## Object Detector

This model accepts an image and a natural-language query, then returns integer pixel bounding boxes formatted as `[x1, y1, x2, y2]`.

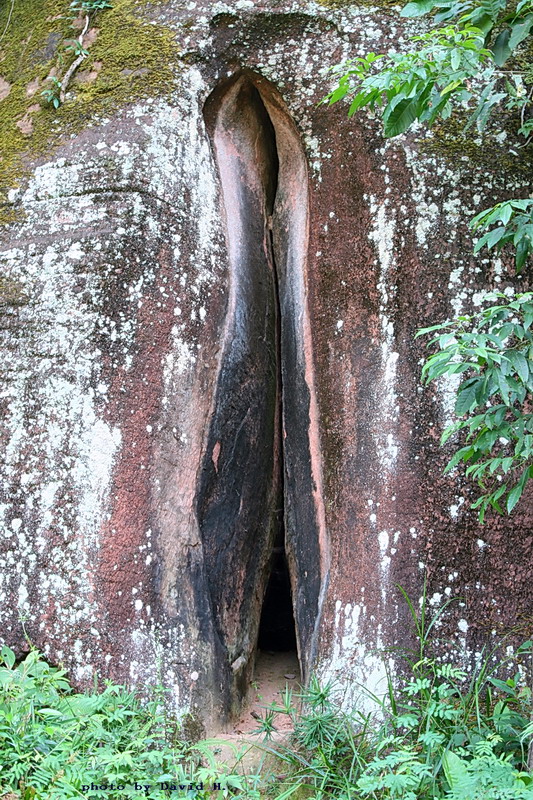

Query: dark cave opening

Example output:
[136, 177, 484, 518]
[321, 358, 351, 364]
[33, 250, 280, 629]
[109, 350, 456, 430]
[258, 532, 297, 652]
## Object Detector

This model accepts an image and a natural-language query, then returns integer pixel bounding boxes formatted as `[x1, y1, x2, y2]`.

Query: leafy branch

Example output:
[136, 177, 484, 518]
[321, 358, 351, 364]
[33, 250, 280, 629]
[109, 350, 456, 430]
[418, 292, 533, 520]
[471, 199, 533, 272]
[326, 25, 495, 137]
[326, 4, 533, 141]
[326, 0, 533, 517]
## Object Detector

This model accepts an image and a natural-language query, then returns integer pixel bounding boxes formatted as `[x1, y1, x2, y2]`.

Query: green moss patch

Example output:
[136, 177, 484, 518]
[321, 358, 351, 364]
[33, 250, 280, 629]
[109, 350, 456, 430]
[317, 0, 401, 10]
[0, 276, 29, 306]
[72, 0, 178, 108]
[0, 0, 180, 223]
[422, 113, 533, 181]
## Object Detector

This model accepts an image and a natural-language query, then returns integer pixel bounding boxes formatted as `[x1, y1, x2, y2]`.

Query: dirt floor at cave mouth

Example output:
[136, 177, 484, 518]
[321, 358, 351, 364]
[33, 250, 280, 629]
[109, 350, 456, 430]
[212, 650, 300, 764]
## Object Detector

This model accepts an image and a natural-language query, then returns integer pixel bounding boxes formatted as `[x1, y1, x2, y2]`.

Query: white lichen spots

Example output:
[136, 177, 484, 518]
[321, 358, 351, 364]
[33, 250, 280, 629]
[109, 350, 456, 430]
[448, 262, 468, 318]
[0, 227, 124, 652]
[429, 592, 442, 607]
[67, 241, 84, 261]
[449, 497, 465, 518]
[75, 419, 122, 548]
[0, 88, 230, 702]
[75, 664, 94, 681]
[366, 194, 400, 475]
[377, 530, 391, 602]
[319, 600, 392, 714]
[415, 202, 439, 245]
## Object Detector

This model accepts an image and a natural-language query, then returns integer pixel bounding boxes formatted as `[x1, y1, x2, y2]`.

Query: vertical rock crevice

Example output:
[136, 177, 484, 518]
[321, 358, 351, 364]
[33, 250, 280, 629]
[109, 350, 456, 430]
[200, 72, 328, 713]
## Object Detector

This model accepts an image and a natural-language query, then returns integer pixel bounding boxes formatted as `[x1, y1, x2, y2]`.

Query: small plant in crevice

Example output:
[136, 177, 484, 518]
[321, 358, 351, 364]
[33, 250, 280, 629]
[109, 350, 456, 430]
[251, 590, 533, 800]
[70, 0, 113, 10]
[41, 76, 63, 109]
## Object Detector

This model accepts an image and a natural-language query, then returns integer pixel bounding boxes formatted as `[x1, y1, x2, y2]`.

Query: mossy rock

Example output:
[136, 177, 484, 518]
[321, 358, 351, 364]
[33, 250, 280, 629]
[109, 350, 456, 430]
[317, 0, 401, 10]
[422, 112, 533, 181]
[0, 277, 29, 307]
[0, 0, 180, 223]
[178, 712, 206, 743]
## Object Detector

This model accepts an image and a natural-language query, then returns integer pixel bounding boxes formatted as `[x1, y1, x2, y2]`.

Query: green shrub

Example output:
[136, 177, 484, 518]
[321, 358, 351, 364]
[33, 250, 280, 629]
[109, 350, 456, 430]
[252, 593, 533, 800]
[0, 646, 255, 800]
[1, 591, 532, 800]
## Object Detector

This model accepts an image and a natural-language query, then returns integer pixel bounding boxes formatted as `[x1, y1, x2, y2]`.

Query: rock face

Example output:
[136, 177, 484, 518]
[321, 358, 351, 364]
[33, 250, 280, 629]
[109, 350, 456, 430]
[1, 0, 532, 727]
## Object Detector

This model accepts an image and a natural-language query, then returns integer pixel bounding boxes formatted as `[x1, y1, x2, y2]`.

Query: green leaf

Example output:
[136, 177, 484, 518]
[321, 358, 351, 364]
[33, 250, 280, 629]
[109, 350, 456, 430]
[444, 445, 475, 473]
[328, 83, 349, 104]
[416, 321, 455, 337]
[348, 89, 380, 116]
[36, 708, 64, 717]
[443, 750, 468, 790]
[498, 372, 512, 405]
[455, 381, 479, 415]
[492, 28, 512, 66]
[468, 88, 507, 132]
[489, 677, 517, 694]
[516, 237, 531, 272]
[401, 0, 439, 15]
[441, 78, 463, 96]
[0, 646, 15, 669]
[507, 482, 524, 513]
[507, 350, 529, 382]
[474, 225, 506, 253]
[383, 93, 422, 137]
[509, 15, 533, 50]
[499, 203, 513, 226]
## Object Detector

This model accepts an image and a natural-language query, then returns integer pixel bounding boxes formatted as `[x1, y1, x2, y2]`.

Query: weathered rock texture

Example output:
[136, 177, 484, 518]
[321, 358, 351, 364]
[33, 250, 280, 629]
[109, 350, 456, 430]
[1, 0, 532, 726]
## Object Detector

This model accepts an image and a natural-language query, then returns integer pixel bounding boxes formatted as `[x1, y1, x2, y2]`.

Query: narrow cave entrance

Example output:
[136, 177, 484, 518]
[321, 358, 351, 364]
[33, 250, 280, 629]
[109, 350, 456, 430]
[258, 530, 297, 653]
[201, 71, 322, 718]
[256, 109, 298, 661]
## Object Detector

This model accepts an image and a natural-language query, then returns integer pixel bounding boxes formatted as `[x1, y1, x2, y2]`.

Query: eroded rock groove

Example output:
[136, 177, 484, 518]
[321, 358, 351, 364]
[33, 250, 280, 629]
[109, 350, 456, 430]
[200, 72, 325, 711]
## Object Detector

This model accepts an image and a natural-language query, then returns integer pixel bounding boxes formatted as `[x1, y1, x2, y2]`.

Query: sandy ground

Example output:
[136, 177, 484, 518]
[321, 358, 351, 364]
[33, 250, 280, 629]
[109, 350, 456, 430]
[227, 650, 300, 736]
[209, 650, 301, 774]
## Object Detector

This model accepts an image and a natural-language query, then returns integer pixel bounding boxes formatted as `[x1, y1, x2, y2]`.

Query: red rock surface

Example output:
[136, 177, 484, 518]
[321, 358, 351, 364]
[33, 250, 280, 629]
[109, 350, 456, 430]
[0, 0, 532, 726]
